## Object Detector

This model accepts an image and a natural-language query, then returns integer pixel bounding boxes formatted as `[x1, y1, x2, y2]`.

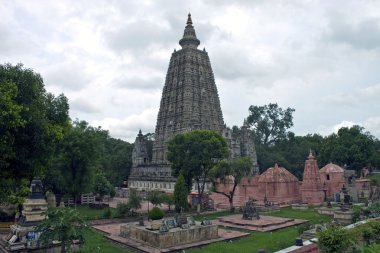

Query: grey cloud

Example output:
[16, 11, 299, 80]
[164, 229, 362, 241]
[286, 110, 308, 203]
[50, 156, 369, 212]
[115, 76, 163, 90]
[70, 99, 101, 114]
[43, 63, 89, 91]
[325, 13, 380, 50]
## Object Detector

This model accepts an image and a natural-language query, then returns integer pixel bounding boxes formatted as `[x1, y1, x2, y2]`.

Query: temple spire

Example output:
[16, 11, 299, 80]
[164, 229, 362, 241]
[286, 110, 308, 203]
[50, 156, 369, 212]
[186, 13, 193, 26]
[179, 13, 200, 49]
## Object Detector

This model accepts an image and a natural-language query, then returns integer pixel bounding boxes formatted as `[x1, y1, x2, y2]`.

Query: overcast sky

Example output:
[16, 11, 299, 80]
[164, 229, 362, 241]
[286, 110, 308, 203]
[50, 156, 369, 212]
[1, 0, 380, 142]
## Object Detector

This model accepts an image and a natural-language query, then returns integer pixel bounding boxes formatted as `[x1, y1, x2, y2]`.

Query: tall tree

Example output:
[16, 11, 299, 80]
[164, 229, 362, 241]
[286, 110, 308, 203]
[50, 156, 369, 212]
[167, 130, 228, 212]
[246, 103, 295, 146]
[0, 63, 70, 203]
[173, 173, 189, 213]
[211, 157, 252, 212]
[319, 125, 380, 174]
[51, 120, 102, 202]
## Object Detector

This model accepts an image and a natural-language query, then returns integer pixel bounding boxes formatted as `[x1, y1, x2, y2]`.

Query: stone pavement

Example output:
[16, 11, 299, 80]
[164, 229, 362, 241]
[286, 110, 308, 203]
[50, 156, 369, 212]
[217, 215, 308, 232]
[93, 222, 250, 253]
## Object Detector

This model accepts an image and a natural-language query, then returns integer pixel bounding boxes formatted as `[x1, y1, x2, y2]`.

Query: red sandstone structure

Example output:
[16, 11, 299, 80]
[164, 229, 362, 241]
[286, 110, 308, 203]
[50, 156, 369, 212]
[211, 150, 364, 208]
[301, 151, 324, 205]
[319, 163, 346, 198]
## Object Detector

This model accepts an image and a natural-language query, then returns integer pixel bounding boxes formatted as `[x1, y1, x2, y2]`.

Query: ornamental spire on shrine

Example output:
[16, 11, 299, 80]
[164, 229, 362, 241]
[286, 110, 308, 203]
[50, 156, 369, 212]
[179, 13, 200, 49]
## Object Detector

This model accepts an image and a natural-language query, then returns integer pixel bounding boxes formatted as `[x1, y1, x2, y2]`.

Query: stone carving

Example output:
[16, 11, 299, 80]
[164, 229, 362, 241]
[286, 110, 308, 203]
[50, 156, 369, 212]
[242, 198, 260, 220]
[163, 218, 177, 229]
[201, 220, 212, 226]
[159, 224, 169, 233]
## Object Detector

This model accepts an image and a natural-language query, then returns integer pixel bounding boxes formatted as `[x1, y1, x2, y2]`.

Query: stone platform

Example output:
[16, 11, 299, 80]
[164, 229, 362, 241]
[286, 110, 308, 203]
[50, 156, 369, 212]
[216, 215, 308, 232]
[93, 222, 250, 253]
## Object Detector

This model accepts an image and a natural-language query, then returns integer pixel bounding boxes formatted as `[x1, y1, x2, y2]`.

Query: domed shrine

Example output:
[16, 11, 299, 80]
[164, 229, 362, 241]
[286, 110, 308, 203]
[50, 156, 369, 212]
[256, 164, 301, 203]
[319, 163, 346, 198]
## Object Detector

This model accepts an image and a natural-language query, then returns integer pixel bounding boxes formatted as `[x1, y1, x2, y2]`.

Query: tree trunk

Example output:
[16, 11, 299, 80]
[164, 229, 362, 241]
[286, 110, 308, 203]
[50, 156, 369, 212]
[61, 242, 66, 253]
[229, 196, 234, 212]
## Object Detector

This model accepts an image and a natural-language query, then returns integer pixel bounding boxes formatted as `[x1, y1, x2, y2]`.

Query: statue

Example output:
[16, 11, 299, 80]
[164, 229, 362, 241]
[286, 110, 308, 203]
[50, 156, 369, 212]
[242, 198, 260, 220]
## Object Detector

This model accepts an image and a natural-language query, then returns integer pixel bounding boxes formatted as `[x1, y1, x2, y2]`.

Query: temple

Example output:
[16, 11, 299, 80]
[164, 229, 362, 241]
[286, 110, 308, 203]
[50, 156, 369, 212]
[301, 150, 324, 205]
[128, 14, 259, 192]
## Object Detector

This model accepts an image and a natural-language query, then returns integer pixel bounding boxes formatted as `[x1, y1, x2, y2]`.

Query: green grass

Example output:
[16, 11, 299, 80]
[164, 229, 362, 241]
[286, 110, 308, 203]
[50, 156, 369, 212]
[188, 227, 298, 253]
[268, 206, 332, 224]
[70, 205, 117, 220]
[75, 229, 131, 253]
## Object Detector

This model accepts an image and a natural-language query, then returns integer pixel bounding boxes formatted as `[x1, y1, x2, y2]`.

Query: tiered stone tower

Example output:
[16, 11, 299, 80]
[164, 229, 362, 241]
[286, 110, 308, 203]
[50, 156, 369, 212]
[301, 150, 324, 205]
[128, 14, 258, 192]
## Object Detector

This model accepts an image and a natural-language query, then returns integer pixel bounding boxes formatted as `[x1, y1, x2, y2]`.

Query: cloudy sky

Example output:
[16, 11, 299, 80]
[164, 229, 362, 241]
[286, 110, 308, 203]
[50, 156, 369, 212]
[1, 0, 380, 142]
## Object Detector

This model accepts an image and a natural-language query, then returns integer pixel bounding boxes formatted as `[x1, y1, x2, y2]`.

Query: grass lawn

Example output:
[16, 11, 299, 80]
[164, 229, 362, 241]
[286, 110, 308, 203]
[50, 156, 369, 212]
[188, 227, 298, 253]
[70, 205, 118, 220]
[75, 229, 131, 253]
[268, 206, 332, 224]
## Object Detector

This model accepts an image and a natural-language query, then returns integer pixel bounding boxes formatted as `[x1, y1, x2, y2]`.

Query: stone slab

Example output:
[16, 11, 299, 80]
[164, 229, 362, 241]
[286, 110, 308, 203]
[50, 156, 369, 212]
[93, 223, 250, 253]
[216, 215, 308, 232]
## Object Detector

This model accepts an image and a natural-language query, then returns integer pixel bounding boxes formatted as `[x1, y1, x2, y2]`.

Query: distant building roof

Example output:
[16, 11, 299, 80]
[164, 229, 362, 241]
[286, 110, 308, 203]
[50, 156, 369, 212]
[258, 163, 299, 183]
[320, 163, 345, 173]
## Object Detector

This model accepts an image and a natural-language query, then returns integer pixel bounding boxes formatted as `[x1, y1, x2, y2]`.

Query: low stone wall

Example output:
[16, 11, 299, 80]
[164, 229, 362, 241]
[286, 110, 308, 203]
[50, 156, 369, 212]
[316, 207, 336, 216]
[334, 209, 354, 225]
[120, 224, 218, 248]
[291, 204, 308, 210]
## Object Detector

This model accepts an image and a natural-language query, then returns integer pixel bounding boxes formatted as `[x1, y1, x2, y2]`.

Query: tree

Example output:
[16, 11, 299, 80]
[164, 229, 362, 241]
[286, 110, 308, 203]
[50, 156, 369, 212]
[317, 225, 353, 253]
[211, 157, 252, 212]
[36, 208, 86, 253]
[52, 120, 102, 203]
[0, 63, 70, 203]
[246, 103, 295, 146]
[93, 173, 115, 200]
[173, 174, 189, 213]
[147, 190, 163, 207]
[167, 130, 228, 212]
[162, 194, 175, 212]
[127, 190, 142, 212]
[319, 125, 380, 174]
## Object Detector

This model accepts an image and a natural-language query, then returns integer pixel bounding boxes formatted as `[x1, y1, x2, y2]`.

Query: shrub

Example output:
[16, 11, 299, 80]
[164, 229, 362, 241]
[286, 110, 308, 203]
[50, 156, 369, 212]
[102, 208, 112, 219]
[317, 225, 354, 253]
[116, 203, 130, 217]
[148, 207, 164, 220]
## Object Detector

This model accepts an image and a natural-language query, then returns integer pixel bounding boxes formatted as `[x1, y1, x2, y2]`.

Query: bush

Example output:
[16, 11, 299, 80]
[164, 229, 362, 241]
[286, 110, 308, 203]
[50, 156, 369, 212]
[148, 207, 164, 220]
[116, 203, 130, 217]
[102, 208, 112, 219]
[317, 225, 354, 253]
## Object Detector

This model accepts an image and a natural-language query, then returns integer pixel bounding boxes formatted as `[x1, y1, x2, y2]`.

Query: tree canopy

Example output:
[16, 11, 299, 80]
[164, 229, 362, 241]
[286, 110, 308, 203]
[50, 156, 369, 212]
[167, 130, 228, 212]
[211, 156, 253, 211]
[246, 103, 295, 146]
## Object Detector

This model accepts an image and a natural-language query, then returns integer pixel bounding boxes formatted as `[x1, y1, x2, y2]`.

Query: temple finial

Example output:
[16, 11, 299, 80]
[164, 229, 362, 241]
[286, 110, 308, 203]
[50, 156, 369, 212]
[187, 13, 193, 26]
[308, 149, 314, 159]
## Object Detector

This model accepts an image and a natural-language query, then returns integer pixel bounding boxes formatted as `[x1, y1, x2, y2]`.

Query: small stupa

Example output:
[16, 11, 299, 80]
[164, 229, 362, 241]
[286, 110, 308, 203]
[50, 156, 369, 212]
[5, 179, 48, 251]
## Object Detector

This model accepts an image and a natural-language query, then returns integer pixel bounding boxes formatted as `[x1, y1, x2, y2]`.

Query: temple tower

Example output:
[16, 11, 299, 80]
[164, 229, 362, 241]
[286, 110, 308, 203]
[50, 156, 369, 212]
[128, 14, 258, 192]
[301, 150, 324, 205]
[152, 13, 225, 164]
[132, 129, 149, 167]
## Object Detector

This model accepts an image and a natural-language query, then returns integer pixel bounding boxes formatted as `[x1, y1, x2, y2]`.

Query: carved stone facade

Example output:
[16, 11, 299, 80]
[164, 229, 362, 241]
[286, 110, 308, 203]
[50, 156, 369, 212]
[128, 14, 258, 192]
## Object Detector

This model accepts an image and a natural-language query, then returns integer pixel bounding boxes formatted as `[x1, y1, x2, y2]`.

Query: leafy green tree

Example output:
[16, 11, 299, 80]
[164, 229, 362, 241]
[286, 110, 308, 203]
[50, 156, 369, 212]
[52, 120, 102, 203]
[143, 132, 155, 162]
[317, 225, 354, 253]
[101, 137, 133, 186]
[173, 174, 189, 213]
[246, 103, 295, 146]
[162, 194, 175, 211]
[127, 190, 142, 212]
[167, 130, 228, 212]
[36, 208, 86, 253]
[147, 190, 163, 207]
[319, 125, 380, 174]
[211, 157, 252, 212]
[0, 63, 70, 203]
[93, 173, 115, 200]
